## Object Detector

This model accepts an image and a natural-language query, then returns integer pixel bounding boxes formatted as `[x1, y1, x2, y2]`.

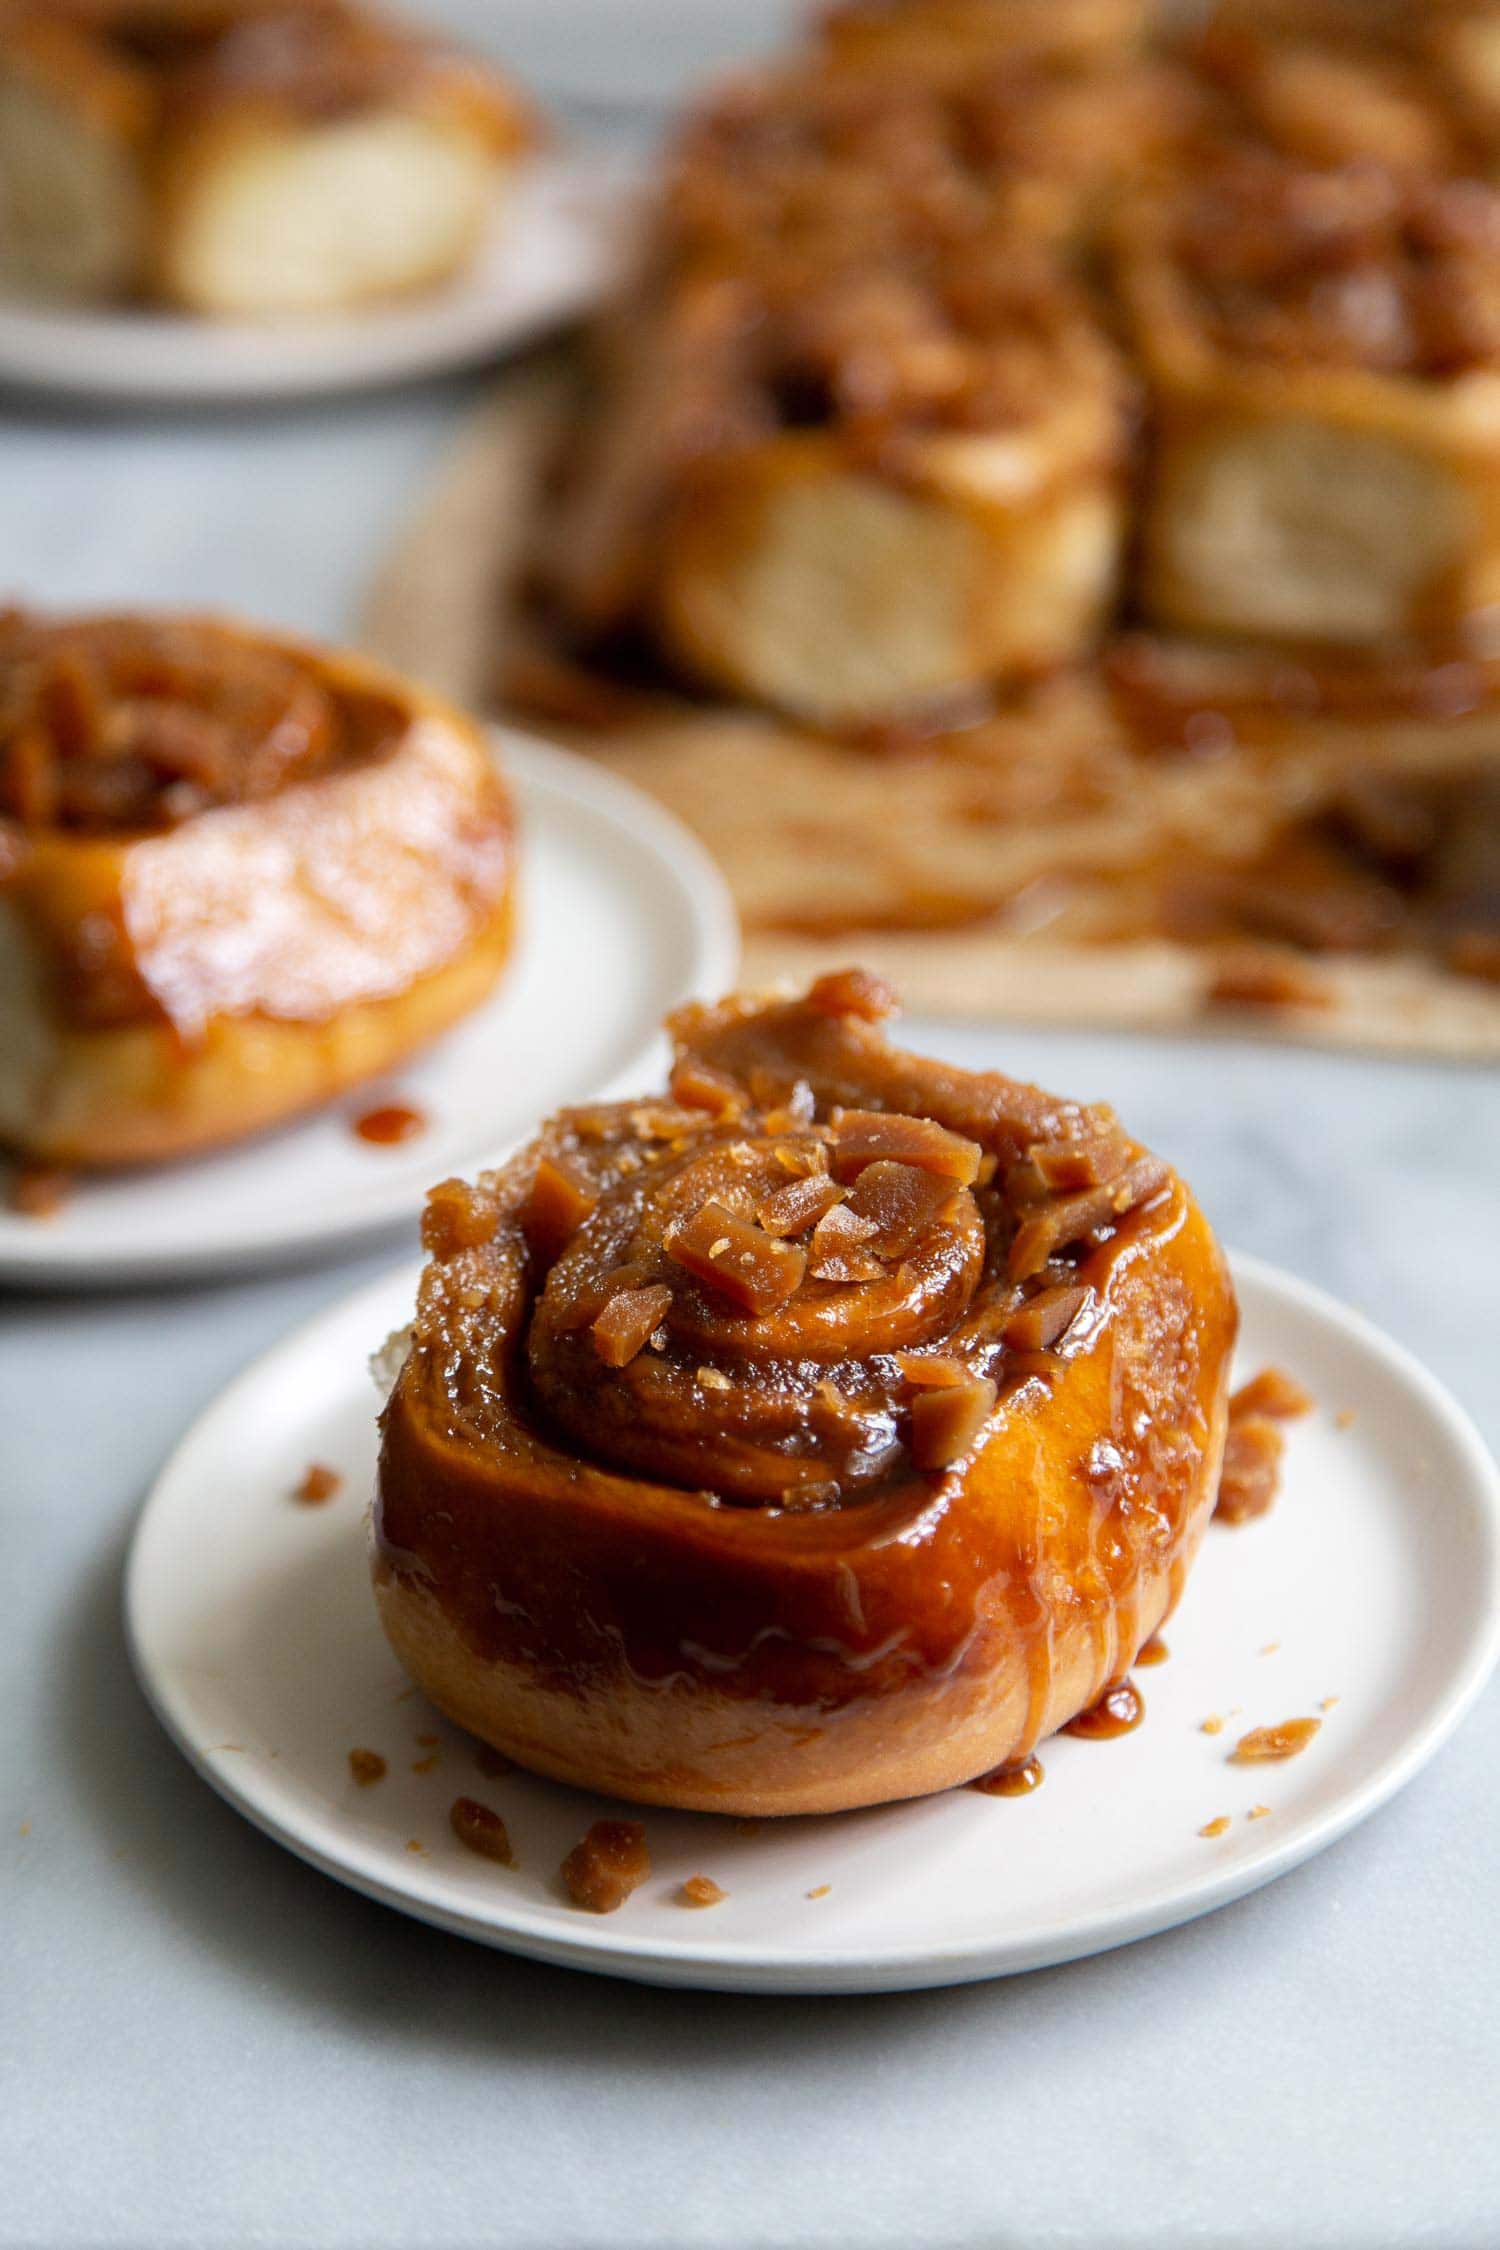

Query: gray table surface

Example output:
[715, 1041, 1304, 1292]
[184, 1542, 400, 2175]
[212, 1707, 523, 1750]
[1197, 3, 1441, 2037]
[5, 9, 1500, 2247]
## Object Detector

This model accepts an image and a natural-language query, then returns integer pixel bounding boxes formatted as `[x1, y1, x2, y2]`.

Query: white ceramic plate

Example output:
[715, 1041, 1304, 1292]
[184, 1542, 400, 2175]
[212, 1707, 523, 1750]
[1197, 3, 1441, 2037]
[0, 149, 637, 406]
[0, 732, 737, 1288]
[126, 1251, 1500, 1994]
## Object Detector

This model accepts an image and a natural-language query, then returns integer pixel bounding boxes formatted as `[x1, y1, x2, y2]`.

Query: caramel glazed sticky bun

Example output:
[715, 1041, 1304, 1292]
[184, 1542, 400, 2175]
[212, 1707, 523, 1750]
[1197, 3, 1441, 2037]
[375, 971, 1237, 1816]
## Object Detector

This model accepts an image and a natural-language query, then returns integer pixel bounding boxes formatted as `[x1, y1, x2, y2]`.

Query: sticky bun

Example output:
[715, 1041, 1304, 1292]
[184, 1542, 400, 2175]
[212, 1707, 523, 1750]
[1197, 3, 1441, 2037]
[373, 971, 1236, 1815]
[1115, 147, 1500, 648]
[544, 68, 1129, 726]
[0, 2, 532, 314]
[0, 610, 515, 1167]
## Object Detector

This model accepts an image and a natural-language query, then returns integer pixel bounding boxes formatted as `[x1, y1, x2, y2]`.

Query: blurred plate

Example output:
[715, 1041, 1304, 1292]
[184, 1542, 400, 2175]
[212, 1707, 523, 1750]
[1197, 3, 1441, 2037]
[126, 1250, 1500, 1993]
[0, 149, 638, 406]
[0, 732, 737, 1287]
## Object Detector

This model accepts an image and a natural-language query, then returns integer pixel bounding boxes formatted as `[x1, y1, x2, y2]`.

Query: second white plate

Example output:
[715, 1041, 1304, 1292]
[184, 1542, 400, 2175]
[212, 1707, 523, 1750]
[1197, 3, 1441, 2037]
[126, 1252, 1500, 1993]
[0, 732, 737, 1287]
[0, 149, 638, 406]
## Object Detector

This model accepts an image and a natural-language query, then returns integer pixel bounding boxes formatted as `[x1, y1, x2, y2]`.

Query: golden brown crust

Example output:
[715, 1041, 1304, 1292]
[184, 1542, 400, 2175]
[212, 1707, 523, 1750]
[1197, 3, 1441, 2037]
[0, 611, 517, 1167]
[372, 977, 1236, 1815]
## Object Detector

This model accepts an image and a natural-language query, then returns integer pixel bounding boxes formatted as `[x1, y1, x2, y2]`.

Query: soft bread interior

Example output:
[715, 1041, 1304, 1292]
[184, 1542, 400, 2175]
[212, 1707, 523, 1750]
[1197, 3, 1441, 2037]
[159, 111, 502, 315]
[1147, 418, 1474, 645]
[0, 68, 145, 301]
[665, 472, 984, 723]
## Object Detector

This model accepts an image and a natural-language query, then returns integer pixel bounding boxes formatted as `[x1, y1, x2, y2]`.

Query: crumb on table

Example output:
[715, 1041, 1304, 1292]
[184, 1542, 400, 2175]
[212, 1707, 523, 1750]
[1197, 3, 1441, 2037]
[348, 1748, 387, 1786]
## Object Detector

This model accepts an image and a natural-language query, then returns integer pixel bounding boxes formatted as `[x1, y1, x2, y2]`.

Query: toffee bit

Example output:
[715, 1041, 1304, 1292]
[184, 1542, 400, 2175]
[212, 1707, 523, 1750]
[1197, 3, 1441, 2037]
[1007, 1156, 1170, 1281]
[1320, 1695, 1341, 1712]
[909, 1372, 997, 1471]
[7, 1163, 70, 1219]
[806, 1884, 832, 1900]
[348, 1749, 386, 1786]
[1001, 1282, 1091, 1353]
[847, 1158, 960, 1257]
[1335, 1408, 1356, 1431]
[591, 1282, 674, 1368]
[292, 1461, 342, 1505]
[420, 1177, 497, 1258]
[668, 1056, 746, 1116]
[896, 1351, 971, 1389]
[450, 1796, 516, 1866]
[1199, 1816, 1231, 1839]
[1229, 1718, 1322, 1764]
[697, 1366, 733, 1391]
[806, 966, 898, 1021]
[1248, 1804, 1272, 1820]
[1216, 1411, 1286, 1525]
[560, 1819, 651, 1913]
[808, 1199, 884, 1281]
[666, 1200, 806, 1314]
[521, 1154, 598, 1270]
[411, 1754, 439, 1774]
[1200, 1715, 1225, 1736]
[755, 1172, 846, 1238]
[1232, 1367, 1314, 1421]
[678, 1875, 727, 1908]
[830, 1109, 982, 1185]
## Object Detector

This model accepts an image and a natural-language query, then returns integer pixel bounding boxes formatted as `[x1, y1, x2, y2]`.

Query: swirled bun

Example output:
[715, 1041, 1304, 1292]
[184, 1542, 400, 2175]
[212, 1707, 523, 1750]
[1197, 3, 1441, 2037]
[0, 610, 516, 1167]
[0, 3, 533, 315]
[374, 970, 1236, 1815]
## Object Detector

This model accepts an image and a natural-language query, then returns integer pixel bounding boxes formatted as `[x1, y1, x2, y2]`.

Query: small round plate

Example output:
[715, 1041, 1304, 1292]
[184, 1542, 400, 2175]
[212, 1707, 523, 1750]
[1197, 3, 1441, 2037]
[0, 733, 737, 1288]
[0, 149, 637, 406]
[126, 1252, 1500, 1994]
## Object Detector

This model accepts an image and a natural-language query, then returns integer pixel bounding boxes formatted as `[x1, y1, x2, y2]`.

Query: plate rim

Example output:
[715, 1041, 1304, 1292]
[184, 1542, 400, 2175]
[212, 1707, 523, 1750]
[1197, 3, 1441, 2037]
[0, 727, 739, 1289]
[0, 147, 638, 406]
[123, 1248, 1500, 1993]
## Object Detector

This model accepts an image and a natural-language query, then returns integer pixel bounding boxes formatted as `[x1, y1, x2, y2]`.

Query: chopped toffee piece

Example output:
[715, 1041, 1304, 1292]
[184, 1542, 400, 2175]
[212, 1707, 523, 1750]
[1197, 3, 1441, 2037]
[1199, 1816, 1232, 1839]
[807, 1199, 885, 1282]
[7, 1164, 70, 1219]
[560, 1819, 652, 1913]
[348, 1749, 387, 1786]
[292, 1462, 342, 1505]
[806, 967, 899, 1021]
[909, 1372, 997, 1470]
[1008, 1156, 1169, 1281]
[1001, 1282, 1091, 1353]
[806, 1885, 832, 1900]
[1248, 1804, 1272, 1820]
[1201, 1715, 1226, 1736]
[1216, 1412, 1287, 1525]
[591, 1282, 675, 1368]
[669, 1056, 747, 1116]
[896, 1351, 972, 1389]
[1230, 1718, 1322, 1763]
[1232, 1366, 1315, 1421]
[678, 1875, 727, 1907]
[846, 1158, 959, 1258]
[666, 1200, 807, 1313]
[522, 1155, 599, 1270]
[449, 1796, 516, 1866]
[754, 1172, 847, 1238]
[830, 1109, 982, 1185]
[421, 1177, 498, 1258]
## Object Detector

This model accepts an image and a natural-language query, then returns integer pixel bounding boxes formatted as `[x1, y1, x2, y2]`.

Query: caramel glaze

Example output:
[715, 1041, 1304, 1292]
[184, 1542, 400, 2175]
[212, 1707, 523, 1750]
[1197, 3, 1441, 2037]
[374, 980, 1236, 1795]
[971, 1755, 1044, 1796]
[1062, 1678, 1145, 1738]
[0, 613, 515, 1040]
[1136, 1632, 1169, 1666]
